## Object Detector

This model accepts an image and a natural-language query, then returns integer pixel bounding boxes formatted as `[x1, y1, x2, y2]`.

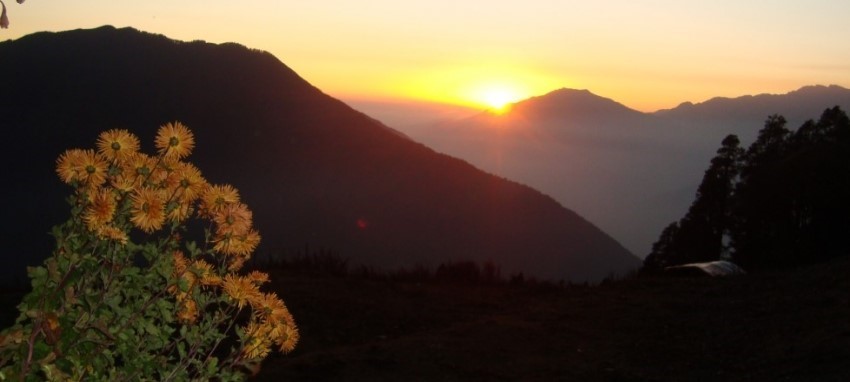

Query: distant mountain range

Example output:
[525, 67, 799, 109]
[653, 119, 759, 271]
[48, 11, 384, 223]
[406, 85, 850, 257]
[0, 26, 640, 282]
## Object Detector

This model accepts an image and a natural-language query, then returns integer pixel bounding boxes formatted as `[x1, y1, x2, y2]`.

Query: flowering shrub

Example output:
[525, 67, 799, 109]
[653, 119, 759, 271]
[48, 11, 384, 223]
[0, 122, 298, 380]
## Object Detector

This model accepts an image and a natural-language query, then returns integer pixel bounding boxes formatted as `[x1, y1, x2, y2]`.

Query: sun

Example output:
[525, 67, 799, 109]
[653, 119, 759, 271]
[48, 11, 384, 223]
[482, 90, 515, 112]
[393, 68, 549, 113]
[470, 84, 523, 114]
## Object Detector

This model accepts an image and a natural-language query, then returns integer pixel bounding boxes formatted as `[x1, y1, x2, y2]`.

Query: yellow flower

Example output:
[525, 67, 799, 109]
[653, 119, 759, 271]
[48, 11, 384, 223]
[191, 259, 222, 287]
[55, 149, 108, 186]
[129, 187, 166, 233]
[176, 294, 199, 324]
[172, 250, 188, 275]
[83, 188, 117, 231]
[96, 129, 140, 162]
[199, 184, 240, 217]
[174, 162, 207, 203]
[124, 152, 154, 178]
[213, 202, 253, 237]
[244, 229, 261, 250]
[253, 293, 298, 353]
[180, 269, 198, 290]
[108, 163, 134, 192]
[227, 256, 248, 272]
[247, 270, 269, 285]
[77, 150, 109, 187]
[241, 320, 272, 360]
[155, 121, 195, 160]
[110, 152, 154, 192]
[94, 225, 129, 245]
[169, 251, 192, 295]
[151, 156, 182, 192]
[275, 323, 299, 354]
[214, 229, 261, 259]
[167, 200, 193, 224]
[202, 274, 222, 287]
[251, 293, 291, 322]
[56, 149, 85, 184]
[222, 274, 260, 309]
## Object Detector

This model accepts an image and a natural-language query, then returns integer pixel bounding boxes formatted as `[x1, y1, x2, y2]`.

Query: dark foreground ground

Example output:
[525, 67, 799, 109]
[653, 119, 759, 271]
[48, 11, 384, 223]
[257, 258, 850, 381]
[1, 257, 848, 381]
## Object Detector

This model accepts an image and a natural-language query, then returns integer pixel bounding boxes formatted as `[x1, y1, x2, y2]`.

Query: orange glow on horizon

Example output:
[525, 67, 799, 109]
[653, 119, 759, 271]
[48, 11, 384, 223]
[5, 2, 845, 114]
[384, 65, 561, 111]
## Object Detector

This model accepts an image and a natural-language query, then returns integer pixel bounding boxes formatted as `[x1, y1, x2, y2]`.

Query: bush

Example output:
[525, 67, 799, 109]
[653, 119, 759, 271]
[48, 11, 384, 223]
[0, 123, 297, 380]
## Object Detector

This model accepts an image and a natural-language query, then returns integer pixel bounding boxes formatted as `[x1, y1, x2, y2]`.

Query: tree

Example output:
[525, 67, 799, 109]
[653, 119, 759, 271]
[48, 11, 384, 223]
[729, 115, 793, 269]
[646, 108, 850, 274]
[680, 134, 743, 261]
[731, 109, 850, 270]
[642, 221, 680, 273]
[641, 135, 743, 272]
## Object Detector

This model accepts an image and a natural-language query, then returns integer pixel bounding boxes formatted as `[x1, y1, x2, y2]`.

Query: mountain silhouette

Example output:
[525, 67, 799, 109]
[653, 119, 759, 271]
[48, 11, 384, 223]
[509, 88, 646, 122]
[659, 85, 850, 119]
[0, 26, 640, 282]
[412, 85, 850, 257]
[654, 85, 850, 143]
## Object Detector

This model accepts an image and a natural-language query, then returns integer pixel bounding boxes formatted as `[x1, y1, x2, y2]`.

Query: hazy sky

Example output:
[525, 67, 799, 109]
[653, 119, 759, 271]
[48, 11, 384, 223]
[4, 1, 850, 111]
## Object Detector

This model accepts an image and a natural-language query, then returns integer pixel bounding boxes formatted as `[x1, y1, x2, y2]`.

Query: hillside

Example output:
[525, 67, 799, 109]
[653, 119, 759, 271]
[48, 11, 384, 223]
[0, 26, 639, 282]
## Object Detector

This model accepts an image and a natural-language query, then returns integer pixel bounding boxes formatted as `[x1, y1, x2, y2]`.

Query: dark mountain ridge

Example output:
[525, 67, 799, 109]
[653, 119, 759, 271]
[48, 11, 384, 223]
[0, 26, 639, 282]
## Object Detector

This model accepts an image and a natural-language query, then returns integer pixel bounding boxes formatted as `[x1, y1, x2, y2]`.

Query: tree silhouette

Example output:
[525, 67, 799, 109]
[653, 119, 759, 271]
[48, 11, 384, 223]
[642, 221, 681, 273]
[682, 134, 743, 261]
[730, 115, 792, 269]
[732, 107, 850, 269]
[641, 135, 742, 271]
[644, 107, 850, 273]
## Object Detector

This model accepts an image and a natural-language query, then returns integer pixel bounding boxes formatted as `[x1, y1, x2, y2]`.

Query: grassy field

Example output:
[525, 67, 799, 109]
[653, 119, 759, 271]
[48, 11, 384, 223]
[1, 257, 847, 381]
[256, 258, 850, 381]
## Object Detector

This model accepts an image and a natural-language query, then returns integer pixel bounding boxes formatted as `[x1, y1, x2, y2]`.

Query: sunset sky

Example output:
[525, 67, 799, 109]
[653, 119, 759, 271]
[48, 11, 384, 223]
[3, 1, 849, 111]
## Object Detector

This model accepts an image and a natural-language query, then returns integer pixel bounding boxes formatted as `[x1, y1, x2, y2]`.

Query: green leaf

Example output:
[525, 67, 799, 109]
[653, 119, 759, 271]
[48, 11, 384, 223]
[177, 342, 187, 359]
[143, 321, 160, 336]
[27, 266, 47, 280]
[40, 363, 71, 382]
[32, 341, 50, 361]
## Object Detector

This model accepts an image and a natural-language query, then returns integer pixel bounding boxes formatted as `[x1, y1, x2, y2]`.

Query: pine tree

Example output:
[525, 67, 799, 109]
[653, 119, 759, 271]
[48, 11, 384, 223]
[642, 221, 680, 273]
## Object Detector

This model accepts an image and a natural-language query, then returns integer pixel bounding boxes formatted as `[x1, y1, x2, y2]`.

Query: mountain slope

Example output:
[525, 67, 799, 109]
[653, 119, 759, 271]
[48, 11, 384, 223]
[0, 26, 639, 282]
[410, 86, 850, 257]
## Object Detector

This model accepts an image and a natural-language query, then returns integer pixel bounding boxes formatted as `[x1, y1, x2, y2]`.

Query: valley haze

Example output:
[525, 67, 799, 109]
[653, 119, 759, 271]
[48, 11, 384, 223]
[350, 85, 850, 257]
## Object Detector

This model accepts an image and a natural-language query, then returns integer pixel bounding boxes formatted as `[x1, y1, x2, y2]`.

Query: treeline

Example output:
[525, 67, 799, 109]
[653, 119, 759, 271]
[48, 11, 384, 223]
[247, 249, 597, 288]
[643, 106, 850, 272]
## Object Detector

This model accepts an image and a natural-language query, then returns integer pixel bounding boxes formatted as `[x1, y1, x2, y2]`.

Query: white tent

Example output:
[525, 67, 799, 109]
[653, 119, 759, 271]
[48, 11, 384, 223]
[665, 260, 746, 277]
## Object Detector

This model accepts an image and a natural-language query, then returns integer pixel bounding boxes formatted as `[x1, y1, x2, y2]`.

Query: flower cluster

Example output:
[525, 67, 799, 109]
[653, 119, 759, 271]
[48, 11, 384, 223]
[57, 122, 298, 351]
[0, 122, 297, 380]
[55, 123, 264, 271]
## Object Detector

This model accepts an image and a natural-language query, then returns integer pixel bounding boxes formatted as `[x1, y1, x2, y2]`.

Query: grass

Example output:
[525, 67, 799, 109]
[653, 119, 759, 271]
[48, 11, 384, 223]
[1, 255, 848, 381]
[253, 255, 850, 381]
